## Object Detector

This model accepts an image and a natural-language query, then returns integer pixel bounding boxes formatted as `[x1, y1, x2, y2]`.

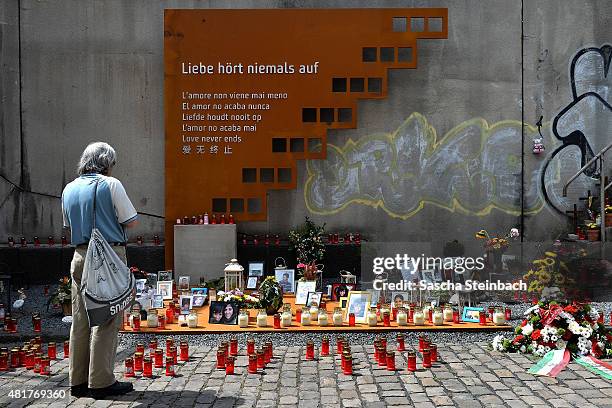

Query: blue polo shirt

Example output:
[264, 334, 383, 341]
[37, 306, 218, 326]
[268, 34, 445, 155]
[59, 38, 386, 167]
[62, 174, 138, 245]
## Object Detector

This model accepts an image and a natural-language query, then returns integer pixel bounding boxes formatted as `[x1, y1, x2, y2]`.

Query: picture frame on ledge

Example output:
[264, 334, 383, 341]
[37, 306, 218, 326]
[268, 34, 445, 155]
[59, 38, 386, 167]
[178, 276, 190, 291]
[306, 291, 322, 307]
[158, 270, 173, 282]
[275, 269, 295, 293]
[151, 294, 164, 309]
[209, 301, 239, 325]
[339, 297, 348, 309]
[156, 281, 173, 300]
[248, 262, 265, 277]
[179, 295, 193, 315]
[331, 283, 356, 301]
[461, 306, 484, 323]
[192, 295, 206, 308]
[246, 276, 258, 289]
[295, 281, 317, 305]
[345, 291, 372, 323]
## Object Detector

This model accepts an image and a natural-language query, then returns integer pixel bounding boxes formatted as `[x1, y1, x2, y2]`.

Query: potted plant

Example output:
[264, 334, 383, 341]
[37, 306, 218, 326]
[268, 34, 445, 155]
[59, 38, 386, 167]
[585, 222, 600, 241]
[257, 276, 283, 315]
[50, 276, 72, 316]
[289, 217, 326, 280]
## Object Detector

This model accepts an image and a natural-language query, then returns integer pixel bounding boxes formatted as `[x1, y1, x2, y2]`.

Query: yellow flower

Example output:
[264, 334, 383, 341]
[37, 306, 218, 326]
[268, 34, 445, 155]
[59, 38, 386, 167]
[544, 251, 557, 258]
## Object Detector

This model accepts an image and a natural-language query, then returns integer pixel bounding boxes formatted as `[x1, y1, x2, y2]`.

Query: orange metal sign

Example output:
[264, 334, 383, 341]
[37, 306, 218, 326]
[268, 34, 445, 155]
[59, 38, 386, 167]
[164, 8, 448, 266]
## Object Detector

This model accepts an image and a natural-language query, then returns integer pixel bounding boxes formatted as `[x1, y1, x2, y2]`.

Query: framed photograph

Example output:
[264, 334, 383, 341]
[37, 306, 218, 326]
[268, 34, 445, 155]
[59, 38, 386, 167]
[295, 281, 317, 305]
[156, 281, 173, 300]
[209, 288, 217, 302]
[179, 295, 193, 315]
[339, 297, 348, 309]
[345, 291, 372, 323]
[275, 269, 295, 293]
[248, 262, 265, 277]
[192, 295, 206, 307]
[370, 290, 381, 307]
[246, 276, 258, 289]
[190, 287, 208, 296]
[420, 269, 435, 284]
[151, 294, 164, 309]
[391, 292, 410, 309]
[145, 273, 158, 288]
[158, 270, 173, 282]
[306, 291, 322, 307]
[461, 306, 484, 323]
[331, 283, 356, 301]
[178, 276, 190, 291]
[209, 301, 240, 325]
[135, 279, 147, 295]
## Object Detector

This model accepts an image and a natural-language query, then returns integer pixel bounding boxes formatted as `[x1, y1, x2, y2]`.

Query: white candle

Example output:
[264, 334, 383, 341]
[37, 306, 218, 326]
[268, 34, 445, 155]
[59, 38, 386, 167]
[301, 310, 311, 326]
[318, 312, 329, 326]
[413, 310, 425, 325]
[257, 310, 268, 327]
[147, 313, 158, 328]
[187, 312, 198, 328]
[397, 309, 408, 326]
[333, 309, 343, 326]
[493, 311, 506, 325]
[238, 311, 249, 328]
[433, 310, 444, 325]
[367, 311, 378, 326]
[281, 311, 292, 328]
[443, 306, 454, 322]
[309, 306, 319, 317]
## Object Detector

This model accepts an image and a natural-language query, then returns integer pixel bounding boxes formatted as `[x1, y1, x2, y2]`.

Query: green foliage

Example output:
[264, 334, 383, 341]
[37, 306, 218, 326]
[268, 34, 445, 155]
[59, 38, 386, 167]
[288, 216, 326, 265]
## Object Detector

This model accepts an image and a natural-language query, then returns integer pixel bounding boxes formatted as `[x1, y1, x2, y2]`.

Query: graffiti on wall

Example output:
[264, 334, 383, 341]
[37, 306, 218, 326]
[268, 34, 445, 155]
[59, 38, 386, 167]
[544, 44, 611, 214]
[304, 45, 610, 218]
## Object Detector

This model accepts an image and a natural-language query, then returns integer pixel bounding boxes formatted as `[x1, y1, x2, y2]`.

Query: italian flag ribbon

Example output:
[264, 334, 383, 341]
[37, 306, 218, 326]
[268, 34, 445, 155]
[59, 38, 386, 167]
[528, 349, 570, 377]
[574, 355, 612, 380]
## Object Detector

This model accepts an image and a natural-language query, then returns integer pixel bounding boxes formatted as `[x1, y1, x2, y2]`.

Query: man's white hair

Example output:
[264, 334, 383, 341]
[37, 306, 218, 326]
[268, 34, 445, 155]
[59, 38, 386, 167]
[76, 142, 117, 175]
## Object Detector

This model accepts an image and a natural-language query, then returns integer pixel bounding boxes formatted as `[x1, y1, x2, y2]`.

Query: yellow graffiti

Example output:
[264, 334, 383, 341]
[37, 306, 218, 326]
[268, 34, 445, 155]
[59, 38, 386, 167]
[304, 112, 545, 219]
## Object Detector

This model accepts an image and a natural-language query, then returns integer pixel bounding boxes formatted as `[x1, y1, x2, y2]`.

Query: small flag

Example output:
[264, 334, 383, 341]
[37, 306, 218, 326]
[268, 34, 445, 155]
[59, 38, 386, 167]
[575, 355, 612, 380]
[528, 349, 570, 377]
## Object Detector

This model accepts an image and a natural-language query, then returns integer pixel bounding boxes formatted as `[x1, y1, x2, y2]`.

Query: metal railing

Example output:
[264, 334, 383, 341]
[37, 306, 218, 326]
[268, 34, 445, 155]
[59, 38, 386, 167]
[562, 141, 612, 243]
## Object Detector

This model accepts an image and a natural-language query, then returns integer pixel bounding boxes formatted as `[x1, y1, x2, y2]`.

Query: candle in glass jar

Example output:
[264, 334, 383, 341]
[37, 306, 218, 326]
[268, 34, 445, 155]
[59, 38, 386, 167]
[165, 306, 174, 324]
[321, 336, 330, 356]
[479, 311, 487, 325]
[333, 308, 343, 326]
[443, 305, 454, 322]
[180, 342, 189, 361]
[493, 308, 506, 325]
[383, 312, 391, 327]
[422, 348, 432, 368]
[154, 349, 164, 368]
[309, 304, 319, 317]
[187, 311, 198, 328]
[430, 344, 438, 362]
[300, 309, 311, 326]
[265, 341, 273, 362]
[166, 339, 174, 355]
[47, 343, 57, 360]
[248, 354, 258, 374]
[343, 355, 353, 375]
[40, 357, 50, 376]
[216, 350, 226, 369]
[25, 352, 34, 370]
[10, 348, 19, 368]
[143, 357, 153, 377]
[228, 338, 238, 356]
[124, 357, 134, 377]
[0, 353, 7, 371]
[147, 312, 158, 328]
[132, 314, 140, 331]
[281, 310, 292, 328]
[238, 310, 249, 328]
[62, 341, 69, 358]
[295, 308, 302, 323]
[247, 338, 255, 355]
[257, 309, 268, 327]
[505, 307, 512, 321]
[134, 352, 144, 372]
[367, 310, 377, 326]
[225, 356, 235, 375]
[348, 313, 356, 326]
[432, 308, 444, 325]
[33, 316, 42, 333]
[413, 308, 425, 325]
[407, 351, 417, 372]
[336, 337, 344, 355]
[377, 347, 387, 367]
[257, 350, 265, 369]
[453, 310, 460, 324]
[386, 351, 396, 371]
[397, 308, 408, 326]
[318, 311, 328, 326]
[273, 313, 281, 329]
[306, 341, 315, 360]
[396, 334, 405, 351]
[166, 357, 175, 377]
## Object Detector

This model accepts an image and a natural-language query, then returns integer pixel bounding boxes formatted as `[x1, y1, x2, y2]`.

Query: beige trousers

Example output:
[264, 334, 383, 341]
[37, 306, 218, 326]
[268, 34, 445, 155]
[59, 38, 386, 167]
[69, 246, 125, 388]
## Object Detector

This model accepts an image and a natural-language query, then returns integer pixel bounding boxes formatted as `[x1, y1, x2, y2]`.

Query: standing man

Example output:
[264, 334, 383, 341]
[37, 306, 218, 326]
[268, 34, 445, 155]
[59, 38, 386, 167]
[62, 142, 137, 399]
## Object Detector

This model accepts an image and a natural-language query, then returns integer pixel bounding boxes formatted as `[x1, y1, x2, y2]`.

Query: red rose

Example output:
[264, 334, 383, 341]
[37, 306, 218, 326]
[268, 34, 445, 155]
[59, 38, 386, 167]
[521, 320, 528, 327]
[531, 329, 541, 341]
[513, 335, 524, 344]
[564, 305, 577, 314]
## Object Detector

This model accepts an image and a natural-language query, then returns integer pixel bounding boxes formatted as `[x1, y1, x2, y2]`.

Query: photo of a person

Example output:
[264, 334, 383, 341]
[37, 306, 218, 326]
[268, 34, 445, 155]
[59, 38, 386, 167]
[209, 302, 224, 324]
[345, 291, 372, 323]
[332, 283, 356, 301]
[223, 303, 238, 324]
[192, 295, 205, 307]
[295, 281, 317, 305]
[391, 292, 410, 309]
[274, 269, 295, 293]
[158, 270, 173, 281]
[179, 295, 192, 315]
[135, 279, 147, 295]
[178, 276, 190, 291]
[208, 301, 240, 325]
[151, 294, 164, 309]
[156, 281, 173, 300]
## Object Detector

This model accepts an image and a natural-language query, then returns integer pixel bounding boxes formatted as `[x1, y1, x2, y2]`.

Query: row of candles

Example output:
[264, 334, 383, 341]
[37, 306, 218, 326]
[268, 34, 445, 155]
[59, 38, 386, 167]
[0, 311, 44, 334]
[176, 213, 235, 225]
[0, 336, 69, 375]
[5, 235, 162, 247]
[124, 339, 189, 378]
[238, 233, 362, 246]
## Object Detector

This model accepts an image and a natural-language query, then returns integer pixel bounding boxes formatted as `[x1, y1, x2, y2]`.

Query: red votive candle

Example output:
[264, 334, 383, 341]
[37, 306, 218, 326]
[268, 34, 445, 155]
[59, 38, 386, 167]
[34, 236, 40, 246]
[19, 348, 26, 367]
[273, 313, 281, 329]
[217, 350, 226, 369]
[149, 340, 158, 352]
[247, 338, 255, 355]
[418, 335, 425, 352]
[25, 352, 34, 370]
[306, 341, 315, 360]
[165, 357, 175, 377]
[134, 352, 143, 372]
[229, 338, 238, 356]
[337, 337, 344, 354]
[488, 306, 495, 322]
[124, 357, 135, 377]
[422, 348, 432, 368]
[265, 342, 273, 362]
[430, 344, 438, 363]
[33, 353, 42, 373]
[166, 339, 174, 355]
[341, 351, 348, 371]
[428, 308, 433, 323]
[40, 357, 50, 375]
[225, 356, 235, 375]
[136, 342, 145, 354]
[397, 334, 405, 351]
[0, 353, 7, 371]
[165, 305, 174, 324]
[132, 315, 140, 331]
[505, 307, 512, 321]
[348, 313, 355, 326]
[479, 311, 487, 326]
[597, 313, 604, 324]
[180, 342, 189, 361]
[321, 336, 330, 356]
[343, 355, 353, 375]
[47, 236, 55, 246]
[143, 357, 153, 377]
[170, 346, 177, 364]
[295, 308, 302, 323]
[392, 307, 398, 321]
[248, 354, 258, 374]
[7, 317, 17, 333]
[61, 236, 67, 246]
[378, 347, 387, 367]
[158, 314, 165, 329]
[48, 342, 56, 360]
[381, 337, 387, 350]
[453, 310, 460, 324]
[20, 237, 26, 247]
[383, 312, 391, 327]
[386, 351, 396, 371]
[374, 341, 380, 362]
[10, 348, 19, 368]
[257, 350, 265, 369]
[154, 349, 164, 368]
[63, 341, 69, 358]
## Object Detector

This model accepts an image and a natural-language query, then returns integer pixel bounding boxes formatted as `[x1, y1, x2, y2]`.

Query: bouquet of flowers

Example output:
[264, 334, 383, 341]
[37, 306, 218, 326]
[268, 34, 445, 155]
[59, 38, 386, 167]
[289, 217, 326, 272]
[475, 228, 519, 252]
[216, 289, 259, 310]
[50, 276, 72, 308]
[492, 300, 612, 358]
[257, 276, 284, 315]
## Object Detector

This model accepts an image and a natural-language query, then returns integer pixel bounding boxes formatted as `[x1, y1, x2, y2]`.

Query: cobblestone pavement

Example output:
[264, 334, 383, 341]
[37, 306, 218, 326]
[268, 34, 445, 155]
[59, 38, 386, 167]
[1, 341, 611, 408]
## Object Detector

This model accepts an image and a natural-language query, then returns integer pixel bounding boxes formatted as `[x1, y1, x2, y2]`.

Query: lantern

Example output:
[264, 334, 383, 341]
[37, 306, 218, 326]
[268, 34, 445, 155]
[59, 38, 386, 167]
[224, 259, 245, 292]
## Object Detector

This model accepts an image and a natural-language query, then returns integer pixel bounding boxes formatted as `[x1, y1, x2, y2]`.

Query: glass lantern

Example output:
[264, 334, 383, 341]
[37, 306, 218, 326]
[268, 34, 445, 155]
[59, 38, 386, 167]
[224, 258, 245, 292]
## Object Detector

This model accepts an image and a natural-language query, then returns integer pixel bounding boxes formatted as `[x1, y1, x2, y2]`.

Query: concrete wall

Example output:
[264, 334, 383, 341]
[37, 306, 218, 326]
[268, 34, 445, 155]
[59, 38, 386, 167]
[1, 0, 610, 257]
